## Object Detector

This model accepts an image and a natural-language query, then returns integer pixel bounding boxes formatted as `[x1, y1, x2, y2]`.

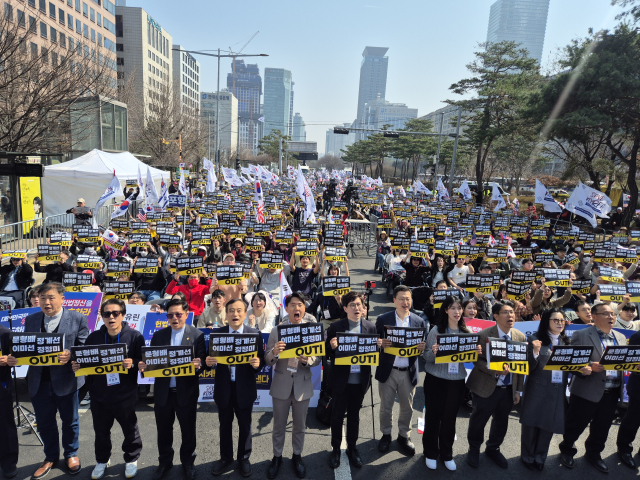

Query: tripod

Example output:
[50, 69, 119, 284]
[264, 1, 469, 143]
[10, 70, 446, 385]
[8, 307, 43, 445]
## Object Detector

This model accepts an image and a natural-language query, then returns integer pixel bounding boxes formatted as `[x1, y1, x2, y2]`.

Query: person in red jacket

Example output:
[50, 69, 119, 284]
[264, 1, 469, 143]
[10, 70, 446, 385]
[165, 272, 212, 325]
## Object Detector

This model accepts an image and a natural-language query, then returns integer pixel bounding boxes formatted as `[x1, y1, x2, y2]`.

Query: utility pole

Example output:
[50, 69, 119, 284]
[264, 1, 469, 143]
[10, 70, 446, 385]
[207, 113, 211, 161]
[434, 112, 444, 191]
[278, 137, 283, 175]
[448, 107, 462, 194]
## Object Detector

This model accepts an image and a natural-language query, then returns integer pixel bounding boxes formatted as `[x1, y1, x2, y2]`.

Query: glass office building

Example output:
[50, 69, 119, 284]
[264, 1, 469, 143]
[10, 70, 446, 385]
[262, 68, 292, 139]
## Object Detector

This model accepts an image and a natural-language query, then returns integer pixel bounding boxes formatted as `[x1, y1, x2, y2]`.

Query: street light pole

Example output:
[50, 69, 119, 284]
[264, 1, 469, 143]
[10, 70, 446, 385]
[448, 107, 462, 194]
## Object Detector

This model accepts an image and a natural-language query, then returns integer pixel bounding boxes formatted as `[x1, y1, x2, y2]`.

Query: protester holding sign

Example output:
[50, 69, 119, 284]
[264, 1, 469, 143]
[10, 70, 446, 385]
[519, 308, 570, 471]
[423, 296, 481, 471]
[15, 282, 89, 479]
[616, 328, 640, 469]
[326, 291, 381, 470]
[0, 252, 33, 308]
[138, 299, 206, 480]
[466, 300, 526, 469]
[375, 285, 426, 456]
[205, 299, 264, 478]
[71, 299, 144, 480]
[0, 323, 18, 479]
[559, 303, 627, 473]
[264, 293, 322, 479]
[166, 271, 212, 325]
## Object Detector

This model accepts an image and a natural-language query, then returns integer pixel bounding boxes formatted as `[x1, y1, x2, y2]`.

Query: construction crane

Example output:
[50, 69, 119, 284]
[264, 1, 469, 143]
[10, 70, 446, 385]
[230, 31, 259, 95]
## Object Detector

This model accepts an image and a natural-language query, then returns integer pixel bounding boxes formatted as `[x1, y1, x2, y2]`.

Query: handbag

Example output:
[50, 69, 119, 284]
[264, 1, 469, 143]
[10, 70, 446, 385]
[315, 390, 333, 426]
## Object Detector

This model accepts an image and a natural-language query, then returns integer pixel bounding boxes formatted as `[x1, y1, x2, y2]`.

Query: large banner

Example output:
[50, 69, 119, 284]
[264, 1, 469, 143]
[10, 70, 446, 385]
[64, 292, 103, 332]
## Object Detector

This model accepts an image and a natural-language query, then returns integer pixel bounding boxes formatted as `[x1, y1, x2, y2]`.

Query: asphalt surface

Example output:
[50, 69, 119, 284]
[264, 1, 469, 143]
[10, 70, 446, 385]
[10, 254, 640, 480]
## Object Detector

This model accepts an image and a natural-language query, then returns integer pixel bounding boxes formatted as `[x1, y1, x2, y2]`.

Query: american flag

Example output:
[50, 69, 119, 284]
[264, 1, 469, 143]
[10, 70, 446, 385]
[137, 208, 147, 222]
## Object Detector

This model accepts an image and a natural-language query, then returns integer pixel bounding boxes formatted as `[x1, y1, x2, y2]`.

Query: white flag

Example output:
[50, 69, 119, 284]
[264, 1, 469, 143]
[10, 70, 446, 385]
[399, 186, 406, 197]
[279, 271, 293, 319]
[94, 171, 122, 211]
[492, 183, 506, 211]
[111, 193, 136, 219]
[565, 182, 613, 227]
[437, 178, 449, 201]
[145, 167, 159, 205]
[178, 168, 188, 195]
[459, 180, 473, 201]
[206, 166, 217, 193]
[388, 187, 394, 198]
[137, 165, 145, 200]
[296, 166, 316, 221]
[534, 180, 562, 213]
[158, 176, 169, 209]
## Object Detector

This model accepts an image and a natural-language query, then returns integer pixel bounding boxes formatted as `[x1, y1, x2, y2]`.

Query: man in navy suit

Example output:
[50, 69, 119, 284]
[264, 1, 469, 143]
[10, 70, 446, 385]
[326, 292, 381, 470]
[376, 285, 426, 455]
[138, 299, 206, 480]
[0, 324, 18, 478]
[617, 328, 640, 469]
[206, 299, 265, 478]
[12, 282, 89, 480]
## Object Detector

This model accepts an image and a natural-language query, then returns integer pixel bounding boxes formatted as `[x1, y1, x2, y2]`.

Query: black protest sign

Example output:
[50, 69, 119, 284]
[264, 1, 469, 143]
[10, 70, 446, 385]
[10, 332, 65, 366]
[110, 220, 129, 232]
[383, 326, 426, 357]
[132, 257, 158, 274]
[599, 266, 625, 284]
[322, 276, 351, 296]
[433, 288, 460, 308]
[209, 332, 261, 364]
[229, 225, 248, 239]
[334, 333, 379, 366]
[299, 227, 320, 240]
[130, 222, 148, 233]
[534, 253, 554, 265]
[542, 269, 571, 287]
[76, 227, 100, 244]
[296, 241, 319, 257]
[599, 345, 640, 371]
[76, 254, 102, 269]
[236, 262, 253, 279]
[511, 246, 532, 258]
[486, 247, 508, 263]
[594, 248, 618, 264]
[486, 337, 529, 375]
[38, 244, 61, 265]
[190, 230, 212, 245]
[465, 274, 495, 294]
[506, 282, 530, 302]
[543, 345, 593, 371]
[275, 230, 293, 244]
[434, 333, 480, 363]
[50, 232, 72, 246]
[142, 345, 195, 378]
[260, 252, 284, 269]
[155, 226, 176, 235]
[276, 323, 325, 358]
[434, 241, 456, 257]
[105, 260, 132, 277]
[409, 242, 430, 258]
[572, 279, 592, 294]
[103, 281, 135, 300]
[63, 272, 93, 292]
[598, 284, 627, 302]
[199, 217, 219, 229]
[628, 281, 640, 302]
[177, 256, 204, 276]
[511, 271, 537, 284]
[158, 234, 182, 248]
[615, 246, 637, 262]
[129, 233, 151, 248]
[215, 265, 244, 285]
[564, 252, 580, 266]
[244, 236, 263, 251]
[205, 263, 217, 278]
[71, 344, 128, 376]
[324, 246, 347, 261]
[417, 231, 435, 245]
[459, 245, 484, 259]
[376, 218, 392, 228]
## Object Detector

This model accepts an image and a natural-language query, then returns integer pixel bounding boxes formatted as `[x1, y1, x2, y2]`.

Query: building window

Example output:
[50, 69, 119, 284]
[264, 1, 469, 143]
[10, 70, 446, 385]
[75, 0, 80, 12]
[116, 43, 122, 52]
[39, 0, 45, 13]
[67, 0, 72, 6]
[76, 18, 81, 33]
[28, 0, 35, 7]
[59, 32, 66, 48]
[17, 9, 24, 27]
[28, 15, 36, 32]
[67, 14, 73, 29]
[82, 2, 87, 17]
[103, 0, 114, 16]
[50, 26, 57, 43]
[97, 32, 102, 46]
[40, 21, 47, 38]
[90, 28, 95, 42]
[90, 7, 94, 22]
[116, 57, 123, 65]
[58, 8, 64, 24]
[30, 42, 37, 57]
[83, 23, 88, 38]
[96, 12, 101, 26]
[68, 37, 74, 50]
[49, 2, 55, 18]
[148, 63, 150, 72]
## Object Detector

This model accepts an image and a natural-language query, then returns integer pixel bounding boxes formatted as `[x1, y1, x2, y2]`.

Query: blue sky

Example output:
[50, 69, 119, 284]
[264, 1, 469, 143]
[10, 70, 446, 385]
[127, 0, 625, 153]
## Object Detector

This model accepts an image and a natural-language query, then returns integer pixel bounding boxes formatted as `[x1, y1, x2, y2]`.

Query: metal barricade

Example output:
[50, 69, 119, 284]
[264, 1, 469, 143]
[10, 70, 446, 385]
[0, 217, 46, 253]
[344, 218, 377, 257]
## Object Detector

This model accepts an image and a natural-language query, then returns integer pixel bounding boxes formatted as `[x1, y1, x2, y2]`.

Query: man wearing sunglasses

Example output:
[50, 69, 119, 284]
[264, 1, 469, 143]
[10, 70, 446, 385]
[71, 299, 144, 480]
[139, 299, 206, 480]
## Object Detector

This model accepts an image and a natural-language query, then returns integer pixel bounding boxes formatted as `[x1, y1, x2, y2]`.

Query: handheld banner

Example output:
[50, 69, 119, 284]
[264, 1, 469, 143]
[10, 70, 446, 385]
[295, 241, 319, 257]
[76, 228, 100, 244]
[10, 332, 64, 366]
[324, 246, 347, 262]
[142, 345, 195, 377]
[176, 256, 204, 276]
[572, 279, 592, 295]
[275, 230, 293, 244]
[599, 345, 640, 371]
[507, 282, 530, 302]
[486, 337, 529, 375]
[244, 237, 263, 252]
[276, 323, 325, 359]
[322, 276, 351, 296]
[50, 232, 72, 247]
[209, 332, 260, 364]
[598, 284, 627, 302]
[543, 345, 593, 371]
[129, 233, 151, 248]
[215, 265, 244, 286]
[408, 242, 430, 258]
[434, 333, 480, 363]
[71, 343, 128, 376]
[63, 272, 93, 292]
[384, 326, 426, 357]
[132, 257, 158, 274]
[334, 333, 379, 366]
[599, 266, 625, 285]
[628, 281, 640, 302]
[103, 281, 135, 300]
[542, 269, 571, 287]
[465, 274, 495, 294]
[259, 252, 284, 269]
[75, 254, 102, 269]
[130, 222, 147, 233]
[433, 288, 460, 308]
[37, 244, 61, 265]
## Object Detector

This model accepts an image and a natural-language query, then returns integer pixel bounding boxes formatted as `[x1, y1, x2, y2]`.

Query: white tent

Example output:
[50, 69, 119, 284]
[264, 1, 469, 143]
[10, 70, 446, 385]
[42, 149, 167, 216]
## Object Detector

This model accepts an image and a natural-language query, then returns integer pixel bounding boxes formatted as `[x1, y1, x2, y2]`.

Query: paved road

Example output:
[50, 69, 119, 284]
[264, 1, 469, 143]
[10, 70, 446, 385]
[10, 254, 640, 480]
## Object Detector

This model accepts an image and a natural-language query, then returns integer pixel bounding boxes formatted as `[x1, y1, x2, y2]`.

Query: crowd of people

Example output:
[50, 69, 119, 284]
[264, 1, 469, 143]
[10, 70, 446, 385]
[0, 170, 639, 480]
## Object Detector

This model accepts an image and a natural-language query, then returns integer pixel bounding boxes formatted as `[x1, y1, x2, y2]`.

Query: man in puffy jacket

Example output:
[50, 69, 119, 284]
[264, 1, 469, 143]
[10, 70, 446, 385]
[165, 272, 212, 325]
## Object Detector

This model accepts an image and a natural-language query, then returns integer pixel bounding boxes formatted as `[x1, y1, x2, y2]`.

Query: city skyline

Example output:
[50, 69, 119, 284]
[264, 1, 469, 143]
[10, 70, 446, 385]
[116, 0, 625, 155]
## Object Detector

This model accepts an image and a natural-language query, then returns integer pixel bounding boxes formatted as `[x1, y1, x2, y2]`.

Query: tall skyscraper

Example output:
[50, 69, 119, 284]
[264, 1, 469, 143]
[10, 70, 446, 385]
[325, 123, 355, 158]
[172, 46, 200, 113]
[292, 113, 306, 141]
[363, 97, 418, 131]
[227, 59, 262, 154]
[201, 90, 238, 156]
[486, 0, 550, 63]
[356, 47, 389, 125]
[263, 68, 292, 139]
[289, 84, 294, 137]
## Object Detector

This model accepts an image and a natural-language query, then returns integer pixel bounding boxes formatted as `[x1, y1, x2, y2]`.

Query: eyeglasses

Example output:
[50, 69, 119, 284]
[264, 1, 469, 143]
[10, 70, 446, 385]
[166, 313, 185, 319]
[102, 311, 122, 318]
[594, 312, 615, 318]
[551, 319, 566, 325]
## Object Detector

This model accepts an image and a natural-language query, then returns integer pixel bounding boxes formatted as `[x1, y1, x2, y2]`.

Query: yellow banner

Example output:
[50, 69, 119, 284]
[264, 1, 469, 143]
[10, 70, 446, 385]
[16, 353, 60, 366]
[323, 287, 351, 297]
[218, 277, 243, 286]
[603, 363, 640, 371]
[384, 346, 423, 357]
[77, 237, 100, 244]
[466, 286, 494, 294]
[600, 294, 625, 302]
[38, 255, 60, 265]
[214, 352, 257, 365]
[412, 251, 429, 258]
[544, 279, 571, 287]
[543, 364, 586, 371]
[296, 250, 318, 257]
[104, 294, 131, 301]
[260, 262, 283, 269]
[77, 262, 102, 269]
[129, 242, 148, 248]
[133, 267, 158, 274]
[278, 341, 325, 359]
[600, 276, 624, 284]
[488, 361, 529, 375]
[325, 255, 346, 262]
[177, 267, 204, 276]
[335, 352, 378, 366]
[435, 351, 479, 364]
[65, 285, 90, 292]
[144, 363, 195, 377]
[75, 363, 127, 376]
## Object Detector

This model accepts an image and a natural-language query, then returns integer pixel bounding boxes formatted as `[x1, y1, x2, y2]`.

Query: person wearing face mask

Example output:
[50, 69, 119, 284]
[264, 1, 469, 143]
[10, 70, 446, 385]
[131, 255, 167, 302]
[166, 271, 212, 324]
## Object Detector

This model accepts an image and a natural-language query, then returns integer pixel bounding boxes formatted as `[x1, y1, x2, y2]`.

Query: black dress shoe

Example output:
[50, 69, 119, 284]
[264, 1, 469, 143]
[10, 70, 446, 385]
[520, 457, 534, 470]
[378, 434, 392, 453]
[238, 460, 251, 478]
[534, 461, 544, 471]
[328, 449, 340, 469]
[211, 459, 232, 477]
[618, 451, 637, 469]
[183, 464, 197, 480]
[467, 448, 480, 468]
[485, 448, 508, 469]
[291, 455, 306, 479]
[267, 457, 282, 479]
[560, 454, 574, 469]
[152, 464, 173, 480]
[586, 454, 608, 473]
[346, 447, 362, 468]
[3, 466, 17, 479]
[397, 436, 415, 456]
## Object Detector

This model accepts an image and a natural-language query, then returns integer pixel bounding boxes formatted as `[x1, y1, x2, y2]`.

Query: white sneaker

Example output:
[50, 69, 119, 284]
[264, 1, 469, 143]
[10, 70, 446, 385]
[444, 459, 457, 471]
[91, 460, 110, 480]
[425, 458, 437, 470]
[80, 394, 91, 406]
[125, 461, 138, 478]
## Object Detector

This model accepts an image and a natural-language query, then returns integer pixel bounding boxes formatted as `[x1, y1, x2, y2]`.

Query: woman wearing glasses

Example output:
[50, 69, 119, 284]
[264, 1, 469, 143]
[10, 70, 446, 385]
[519, 308, 569, 471]
[71, 299, 145, 479]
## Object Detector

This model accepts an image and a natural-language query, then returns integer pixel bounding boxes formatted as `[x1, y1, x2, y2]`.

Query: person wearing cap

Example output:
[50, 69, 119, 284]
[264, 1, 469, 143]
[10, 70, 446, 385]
[605, 207, 624, 232]
[230, 238, 245, 260]
[66, 199, 93, 225]
[0, 253, 33, 308]
[166, 270, 212, 325]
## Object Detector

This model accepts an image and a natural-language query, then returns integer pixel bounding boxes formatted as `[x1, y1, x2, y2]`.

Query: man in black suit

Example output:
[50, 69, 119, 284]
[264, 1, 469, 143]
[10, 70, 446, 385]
[138, 299, 206, 480]
[0, 324, 18, 478]
[326, 292, 381, 470]
[375, 285, 425, 455]
[617, 329, 640, 469]
[206, 299, 264, 478]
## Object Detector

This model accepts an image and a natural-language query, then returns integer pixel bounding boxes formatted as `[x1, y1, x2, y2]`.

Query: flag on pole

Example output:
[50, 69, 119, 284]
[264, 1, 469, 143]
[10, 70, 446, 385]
[94, 170, 122, 211]
[144, 166, 159, 205]
[534, 180, 563, 213]
[399, 186, 406, 197]
[458, 180, 473, 201]
[137, 165, 145, 200]
[255, 180, 265, 224]
[565, 182, 613, 228]
[158, 176, 169, 209]
[437, 178, 449, 201]
[178, 168, 188, 195]
[388, 187, 394, 198]
[101, 229, 120, 247]
[137, 208, 147, 222]
[279, 271, 293, 319]
[492, 184, 506, 212]
[111, 193, 136, 219]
